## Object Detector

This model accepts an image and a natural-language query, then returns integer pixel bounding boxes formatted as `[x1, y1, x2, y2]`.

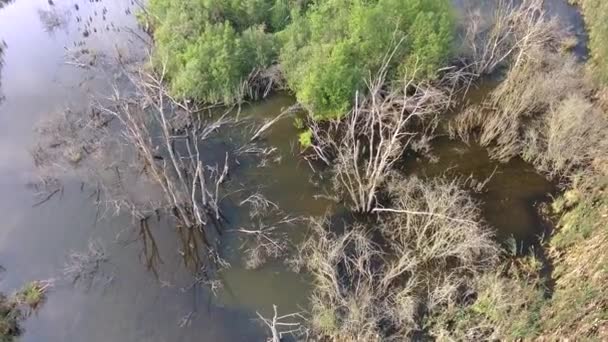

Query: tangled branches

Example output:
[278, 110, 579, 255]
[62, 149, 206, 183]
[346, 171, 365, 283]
[235, 193, 298, 269]
[296, 177, 498, 340]
[450, 0, 608, 181]
[309, 55, 451, 213]
[461, 0, 564, 76]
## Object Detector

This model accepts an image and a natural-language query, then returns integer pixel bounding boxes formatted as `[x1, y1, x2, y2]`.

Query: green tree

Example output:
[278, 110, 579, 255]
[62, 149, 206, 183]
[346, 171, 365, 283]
[147, 0, 455, 116]
[147, 0, 309, 104]
[279, 0, 455, 119]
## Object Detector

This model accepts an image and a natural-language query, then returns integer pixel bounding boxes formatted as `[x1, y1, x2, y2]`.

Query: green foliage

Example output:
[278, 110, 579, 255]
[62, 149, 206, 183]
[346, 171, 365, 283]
[0, 281, 47, 341]
[279, 0, 455, 119]
[147, 0, 304, 104]
[16, 282, 45, 310]
[572, 0, 608, 83]
[298, 129, 313, 148]
[164, 22, 277, 103]
[148, 0, 455, 115]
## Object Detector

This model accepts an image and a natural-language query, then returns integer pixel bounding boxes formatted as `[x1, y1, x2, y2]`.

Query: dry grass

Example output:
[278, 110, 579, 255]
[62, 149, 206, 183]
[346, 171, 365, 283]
[460, 0, 564, 76]
[451, 14, 608, 181]
[523, 94, 608, 179]
[451, 47, 588, 161]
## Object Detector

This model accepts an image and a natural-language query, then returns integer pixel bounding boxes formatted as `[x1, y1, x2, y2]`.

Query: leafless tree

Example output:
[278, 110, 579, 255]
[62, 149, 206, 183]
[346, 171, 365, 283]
[296, 177, 499, 340]
[257, 305, 307, 342]
[309, 52, 451, 212]
[461, 0, 563, 76]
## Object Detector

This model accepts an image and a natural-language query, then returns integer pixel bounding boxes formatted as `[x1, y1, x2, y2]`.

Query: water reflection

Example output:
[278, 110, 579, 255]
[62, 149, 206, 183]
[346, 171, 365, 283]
[0, 0, 586, 340]
[0, 0, 13, 9]
[37, 7, 70, 34]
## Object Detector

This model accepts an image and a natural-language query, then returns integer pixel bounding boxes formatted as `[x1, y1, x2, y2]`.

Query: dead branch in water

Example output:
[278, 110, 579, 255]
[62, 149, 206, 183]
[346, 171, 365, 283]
[249, 104, 300, 142]
[257, 305, 307, 342]
[89, 61, 236, 271]
[235, 192, 298, 269]
[63, 240, 113, 289]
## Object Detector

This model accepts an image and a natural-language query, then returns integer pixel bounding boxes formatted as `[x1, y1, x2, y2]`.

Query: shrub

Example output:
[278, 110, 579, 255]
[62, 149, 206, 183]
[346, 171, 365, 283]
[147, 0, 297, 104]
[297, 129, 312, 148]
[147, 0, 455, 115]
[296, 176, 499, 340]
[279, 0, 455, 119]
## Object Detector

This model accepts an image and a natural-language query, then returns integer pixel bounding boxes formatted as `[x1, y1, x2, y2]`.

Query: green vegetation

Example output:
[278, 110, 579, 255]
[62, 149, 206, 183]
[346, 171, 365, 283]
[142, 0, 608, 341]
[279, 0, 454, 118]
[570, 0, 608, 82]
[146, 0, 295, 103]
[0, 281, 48, 341]
[146, 0, 455, 118]
[297, 129, 312, 148]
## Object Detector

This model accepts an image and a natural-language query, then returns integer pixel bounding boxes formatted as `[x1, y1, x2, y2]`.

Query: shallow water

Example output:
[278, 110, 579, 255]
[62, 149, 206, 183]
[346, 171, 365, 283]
[402, 136, 556, 248]
[0, 0, 583, 341]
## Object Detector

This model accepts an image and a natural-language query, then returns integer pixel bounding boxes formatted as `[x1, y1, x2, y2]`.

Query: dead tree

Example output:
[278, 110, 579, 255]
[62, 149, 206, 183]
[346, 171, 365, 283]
[309, 53, 451, 212]
[93, 62, 235, 272]
[462, 0, 563, 76]
[257, 305, 306, 342]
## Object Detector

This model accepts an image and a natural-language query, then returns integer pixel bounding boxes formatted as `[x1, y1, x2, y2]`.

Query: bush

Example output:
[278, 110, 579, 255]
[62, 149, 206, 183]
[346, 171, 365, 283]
[296, 176, 499, 340]
[147, 0, 302, 104]
[148, 0, 455, 114]
[279, 0, 455, 119]
[0, 281, 49, 342]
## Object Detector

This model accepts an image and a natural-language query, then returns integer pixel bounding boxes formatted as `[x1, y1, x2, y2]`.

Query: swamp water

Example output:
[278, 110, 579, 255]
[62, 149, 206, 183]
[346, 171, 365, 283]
[0, 0, 583, 341]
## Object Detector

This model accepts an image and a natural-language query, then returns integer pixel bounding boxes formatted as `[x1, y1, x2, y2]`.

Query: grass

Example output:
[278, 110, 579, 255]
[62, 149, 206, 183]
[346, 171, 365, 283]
[16, 282, 47, 310]
[0, 280, 49, 341]
[569, 0, 608, 83]
[427, 252, 549, 340]
[539, 172, 608, 339]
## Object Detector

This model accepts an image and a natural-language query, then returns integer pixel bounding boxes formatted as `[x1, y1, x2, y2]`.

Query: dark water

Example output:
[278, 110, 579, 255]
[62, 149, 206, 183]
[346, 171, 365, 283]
[0, 0, 582, 341]
[402, 136, 556, 247]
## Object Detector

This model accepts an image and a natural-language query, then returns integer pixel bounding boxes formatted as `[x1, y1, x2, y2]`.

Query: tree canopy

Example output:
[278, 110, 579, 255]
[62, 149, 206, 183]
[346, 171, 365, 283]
[147, 0, 455, 118]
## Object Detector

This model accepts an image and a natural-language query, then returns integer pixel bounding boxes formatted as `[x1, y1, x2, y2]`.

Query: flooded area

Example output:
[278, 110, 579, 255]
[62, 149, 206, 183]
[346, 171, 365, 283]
[402, 136, 556, 247]
[0, 0, 586, 341]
